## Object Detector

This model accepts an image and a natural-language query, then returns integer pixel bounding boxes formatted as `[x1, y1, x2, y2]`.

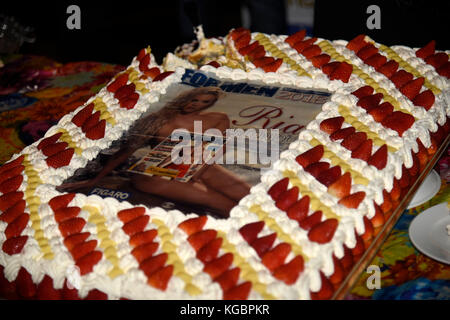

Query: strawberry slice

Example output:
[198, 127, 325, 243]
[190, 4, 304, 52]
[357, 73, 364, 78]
[239, 221, 265, 243]
[415, 138, 429, 168]
[238, 41, 259, 56]
[246, 45, 266, 61]
[140, 253, 168, 277]
[188, 229, 218, 251]
[0, 191, 23, 211]
[341, 131, 367, 151]
[54, 206, 81, 223]
[46, 148, 75, 169]
[338, 192, 366, 209]
[398, 165, 411, 189]
[368, 101, 394, 122]
[346, 34, 367, 52]
[287, 195, 310, 223]
[361, 216, 374, 242]
[295, 145, 324, 168]
[356, 44, 378, 60]
[352, 232, 365, 257]
[120, 93, 139, 109]
[71, 103, 94, 128]
[368, 144, 388, 170]
[223, 281, 252, 300]
[235, 32, 251, 50]
[340, 245, 354, 272]
[301, 44, 321, 59]
[329, 255, 345, 285]
[122, 215, 150, 236]
[117, 207, 146, 224]
[85, 120, 106, 140]
[408, 152, 420, 178]
[41, 142, 68, 157]
[36, 275, 61, 300]
[252, 56, 275, 68]
[62, 279, 80, 300]
[262, 242, 291, 272]
[275, 187, 299, 211]
[0, 165, 24, 185]
[352, 85, 374, 99]
[215, 268, 240, 291]
[425, 52, 448, 69]
[0, 155, 24, 175]
[412, 89, 435, 110]
[139, 54, 151, 72]
[107, 73, 129, 93]
[84, 289, 108, 300]
[390, 179, 401, 202]
[178, 215, 208, 236]
[437, 62, 450, 78]
[376, 60, 399, 78]
[0, 175, 23, 194]
[310, 272, 334, 300]
[81, 111, 101, 133]
[76, 250, 102, 275]
[390, 70, 414, 88]
[299, 211, 323, 231]
[59, 217, 86, 237]
[16, 267, 37, 299]
[268, 177, 289, 200]
[370, 203, 385, 228]
[273, 255, 305, 285]
[114, 83, 136, 101]
[64, 232, 91, 251]
[380, 189, 393, 214]
[416, 40, 435, 59]
[230, 27, 250, 41]
[317, 166, 342, 187]
[321, 61, 341, 76]
[285, 29, 306, 46]
[305, 161, 330, 178]
[196, 238, 223, 263]
[203, 253, 234, 279]
[250, 233, 277, 257]
[320, 116, 344, 134]
[147, 265, 173, 291]
[330, 126, 355, 141]
[5, 213, 29, 239]
[308, 219, 338, 244]
[310, 53, 331, 68]
[400, 77, 424, 100]
[262, 58, 283, 73]
[131, 242, 159, 263]
[357, 93, 383, 111]
[292, 38, 317, 54]
[0, 199, 25, 223]
[71, 239, 98, 261]
[329, 61, 353, 82]
[49, 193, 75, 211]
[364, 53, 387, 69]
[129, 229, 158, 247]
[351, 139, 373, 161]
[153, 71, 175, 82]
[328, 172, 352, 198]
[2, 235, 28, 255]
[144, 67, 161, 79]
[381, 111, 415, 136]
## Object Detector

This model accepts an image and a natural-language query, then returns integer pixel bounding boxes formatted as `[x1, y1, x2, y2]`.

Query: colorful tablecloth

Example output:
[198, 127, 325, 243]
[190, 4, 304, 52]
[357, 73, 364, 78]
[0, 54, 449, 300]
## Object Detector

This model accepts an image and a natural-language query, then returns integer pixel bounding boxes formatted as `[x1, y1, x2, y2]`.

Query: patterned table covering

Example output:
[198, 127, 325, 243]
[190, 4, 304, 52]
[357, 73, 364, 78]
[0, 54, 449, 300]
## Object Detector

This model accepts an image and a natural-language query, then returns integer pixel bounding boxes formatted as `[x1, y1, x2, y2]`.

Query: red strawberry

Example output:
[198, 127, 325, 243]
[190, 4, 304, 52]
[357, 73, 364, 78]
[250, 233, 277, 257]
[370, 203, 385, 228]
[62, 279, 80, 300]
[118, 207, 146, 224]
[408, 152, 420, 178]
[16, 267, 37, 299]
[238, 41, 259, 56]
[299, 211, 323, 231]
[295, 145, 324, 168]
[140, 253, 168, 277]
[412, 89, 435, 110]
[380, 189, 393, 214]
[129, 229, 158, 247]
[262, 242, 291, 272]
[2, 235, 28, 255]
[398, 165, 411, 189]
[49, 193, 75, 211]
[320, 116, 345, 134]
[425, 52, 448, 69]
[84, 289, 108, 300]
[46, 148, 75, 169]
[301, 44, 321, 59]
[321, 61, 341, 76]
[71, 103, 95, 128]
[273, 255, 305, 285]
[59, 217, 86, 238]
[139, 54, 151, 72]
[36, 275, 62, 300]
[338, 192, 366, 209]
[352, 232, 365, 256]
[107, 73, 129, 93]
[64, 232, 90, 251]
[285, 29, 306, 46]
[400, 77, 424, 100]
[376, 60, 399, 78]
[328, 172, 352, 198]
[262, 58, 283, 73]
[357, 93, 383, 111]
[351, 139, 373, 161]
[252, 56, 275, 68]
[268, 177, 289, 200]
[0, 155, 24, 175]
[0, 265, 18, 299]
[120, 93, 139, 110]
[239, 221, 265, 243]
[81, 111, 101, 133]
[415, 138, 429, 168]
[365, 53, 387, 69]
[178, 215, 207, 236]
[381, 111, 415, 136]
[144, 67, 161, 79]
[293, 38, 317, 54]
[71, 239, 98, 260]
[329, 61, 353, 83]
[235, 32, 251, 50]
[37, 132, 64, 152]
[188, 229, 217, 251]
[368, 144, 388, 169]
[368, 101, 394, 122]
[153, 71, 175, 82]
[215, 268, 240, 291]
[329, 255, 345, 285]
[247, 45, 266, 61]
[76, 250, 102, 275]
[275, 187, 299, 211]
[310, 54, 331, 68]
[390, 179, 401, 202]
[203, 253, 234, 279]
[341, 132, 367, 151]
[310, 272, 334, 300]
[416, 40, 435, 59]
[317, 166, 342, 187]
[54, 206, 81, 223]
[0, 175, 23, 194]
[0, 199, 25, 223]
[131, 242, 159, 263]
[0, 191, 23, 211]
[352, 85, 374, 99]
[330, 126, 356, 141]
[287, 196, 310, 223]
[230, 27, 250, 41]
[340, 245, 354, 272]
[122, 215, 150, 236]
[308, 219, 338, 244]
[437, 61, 450, 78]
[305, 161, 330, 178]
[223, 281, 252, 300]
[137, 48, 146, 60]
[5, 213, 29, 239]
[361, 216, 374, 242]
[114, 83, 136, 101]
[196, 237, 223, 263]
[356, 44, 378, 60]
[85, 120, 106, 140]
[390, 70, 414, 88]
[147, 265, 173, 291]
[42, 142, 68, 157]
[346, 34, 367, 52]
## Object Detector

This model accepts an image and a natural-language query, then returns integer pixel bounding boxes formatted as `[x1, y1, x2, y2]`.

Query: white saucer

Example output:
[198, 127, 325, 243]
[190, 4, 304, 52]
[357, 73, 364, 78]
[409, 202, 450, 265]
[407, 170, 441, 209]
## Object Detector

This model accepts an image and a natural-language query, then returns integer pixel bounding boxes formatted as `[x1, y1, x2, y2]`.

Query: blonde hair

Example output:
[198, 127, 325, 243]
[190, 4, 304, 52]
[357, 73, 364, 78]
[165, 87, 225, 112]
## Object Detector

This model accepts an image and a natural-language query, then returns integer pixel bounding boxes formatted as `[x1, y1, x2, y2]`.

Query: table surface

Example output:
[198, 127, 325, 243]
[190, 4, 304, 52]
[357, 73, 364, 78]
[0, 54, 449, 300]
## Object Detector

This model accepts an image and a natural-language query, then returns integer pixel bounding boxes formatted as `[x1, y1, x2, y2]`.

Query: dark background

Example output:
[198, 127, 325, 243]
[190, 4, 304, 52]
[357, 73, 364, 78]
[2, 0, 449, 66]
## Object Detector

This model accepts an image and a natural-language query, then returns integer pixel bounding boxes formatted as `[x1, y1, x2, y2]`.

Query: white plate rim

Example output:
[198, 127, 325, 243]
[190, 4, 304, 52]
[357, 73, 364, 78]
[407, 170, 441, 209]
